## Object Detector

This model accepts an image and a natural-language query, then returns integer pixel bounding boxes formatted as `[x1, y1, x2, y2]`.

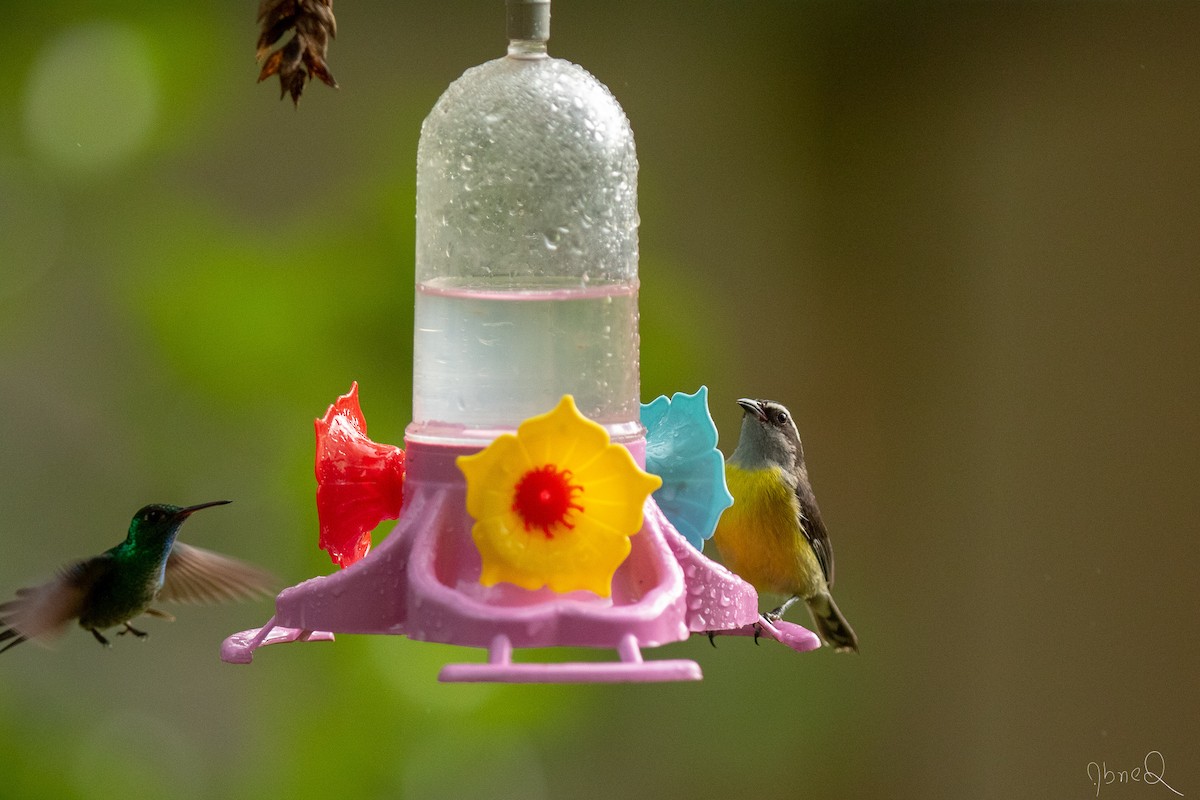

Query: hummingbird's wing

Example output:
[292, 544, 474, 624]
[157, 543, 276, 604]
[0, 557, 112, 652]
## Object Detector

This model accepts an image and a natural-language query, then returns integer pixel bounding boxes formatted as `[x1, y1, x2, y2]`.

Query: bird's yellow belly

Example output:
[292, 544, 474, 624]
[713, 465, 823, 599]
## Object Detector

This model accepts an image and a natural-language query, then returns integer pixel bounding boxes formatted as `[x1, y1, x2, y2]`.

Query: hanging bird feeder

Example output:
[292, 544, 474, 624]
[221, 0, 818, 682]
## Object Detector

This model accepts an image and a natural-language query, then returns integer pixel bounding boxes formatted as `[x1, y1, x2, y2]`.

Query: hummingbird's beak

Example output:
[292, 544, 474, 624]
[737, 398, 768, 422]
[178, 500, 232, 518]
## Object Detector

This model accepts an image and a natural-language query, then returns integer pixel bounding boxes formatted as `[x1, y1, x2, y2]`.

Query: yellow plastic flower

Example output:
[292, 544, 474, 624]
[457, 396, 663, 597]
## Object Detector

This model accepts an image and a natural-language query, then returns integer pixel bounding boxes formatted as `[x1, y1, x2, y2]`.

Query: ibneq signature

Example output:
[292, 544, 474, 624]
[1087, 751, 1183, 797]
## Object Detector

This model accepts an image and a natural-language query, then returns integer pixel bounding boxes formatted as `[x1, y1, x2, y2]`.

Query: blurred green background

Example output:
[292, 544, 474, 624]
[2, 1, 1198, 798]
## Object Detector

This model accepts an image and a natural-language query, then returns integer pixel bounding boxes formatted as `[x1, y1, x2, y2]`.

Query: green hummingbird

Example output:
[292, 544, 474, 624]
[0, 501, 275, 653]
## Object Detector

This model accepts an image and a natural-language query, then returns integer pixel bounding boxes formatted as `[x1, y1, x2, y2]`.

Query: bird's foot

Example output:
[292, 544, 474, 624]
[706, 631, 718, 648]
[118, 623, 149, 639]
[91, 629, 111, 648]
[767, 596, 800, 622]
[755, 608, 784, 643]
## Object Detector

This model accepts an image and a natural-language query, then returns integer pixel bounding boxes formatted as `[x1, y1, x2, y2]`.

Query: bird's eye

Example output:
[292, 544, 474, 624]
[773, 410, 789, 425]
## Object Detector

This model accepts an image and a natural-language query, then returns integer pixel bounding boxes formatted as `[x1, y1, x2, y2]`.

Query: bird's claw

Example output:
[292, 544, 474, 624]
[755, 611, 789, 644]
[118, 623, 148, 640]
[706, 631, 718, 648]
[767, 596, 798, 622]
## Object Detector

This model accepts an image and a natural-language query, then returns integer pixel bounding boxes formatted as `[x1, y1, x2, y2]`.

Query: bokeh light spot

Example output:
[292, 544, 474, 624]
[22, 22, 159, 172]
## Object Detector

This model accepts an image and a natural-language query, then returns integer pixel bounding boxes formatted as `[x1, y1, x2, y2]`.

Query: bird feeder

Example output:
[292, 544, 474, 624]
[221, 0, 818, 682]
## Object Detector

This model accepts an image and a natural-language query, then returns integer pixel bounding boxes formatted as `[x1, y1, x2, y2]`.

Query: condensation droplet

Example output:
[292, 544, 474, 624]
[542, 226, 568, 250]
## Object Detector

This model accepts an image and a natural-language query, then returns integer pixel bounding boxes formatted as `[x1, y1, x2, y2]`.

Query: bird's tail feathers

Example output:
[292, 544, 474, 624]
[0, 583, 77, 653]
[807, 590, 859, 653]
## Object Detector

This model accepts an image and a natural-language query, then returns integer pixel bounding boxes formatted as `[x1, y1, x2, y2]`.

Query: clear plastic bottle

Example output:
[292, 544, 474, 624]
[409, 0, 641, 446]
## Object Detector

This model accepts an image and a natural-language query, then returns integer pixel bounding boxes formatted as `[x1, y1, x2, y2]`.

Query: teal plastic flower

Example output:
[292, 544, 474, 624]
[641, 386, 733, 550]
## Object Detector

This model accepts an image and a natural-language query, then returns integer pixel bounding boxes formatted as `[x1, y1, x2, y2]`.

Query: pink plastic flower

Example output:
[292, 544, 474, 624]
[314, 383, 405, 568]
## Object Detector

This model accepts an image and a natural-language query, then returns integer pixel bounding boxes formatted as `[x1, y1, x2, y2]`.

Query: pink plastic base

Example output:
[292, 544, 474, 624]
[220, 617, 335, 663]
[222, 438, 814, 681]
[439, 632, 702, 683]
[707, 616, 822, 652]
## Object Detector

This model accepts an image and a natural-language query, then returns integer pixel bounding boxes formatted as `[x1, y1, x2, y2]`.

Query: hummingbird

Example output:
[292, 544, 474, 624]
[0, 501, 275, 653]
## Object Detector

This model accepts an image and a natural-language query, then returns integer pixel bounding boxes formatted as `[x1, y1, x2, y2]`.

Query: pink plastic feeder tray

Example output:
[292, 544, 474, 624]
[222, 438, 819, 682]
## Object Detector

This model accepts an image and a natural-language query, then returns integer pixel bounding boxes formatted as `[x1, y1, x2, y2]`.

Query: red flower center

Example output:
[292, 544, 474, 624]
[512, 465, 584, 538]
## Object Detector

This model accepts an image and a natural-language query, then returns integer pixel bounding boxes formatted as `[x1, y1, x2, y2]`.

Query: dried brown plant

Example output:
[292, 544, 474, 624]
[256, 0, 338, 105]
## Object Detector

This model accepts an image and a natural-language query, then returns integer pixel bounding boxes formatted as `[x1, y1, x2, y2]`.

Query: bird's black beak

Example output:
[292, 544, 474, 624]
[178, 500, 232, 518]
[737, 398, 767, 422]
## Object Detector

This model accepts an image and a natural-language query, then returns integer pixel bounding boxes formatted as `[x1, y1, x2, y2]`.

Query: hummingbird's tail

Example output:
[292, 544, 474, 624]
[806, 590, 859, 653]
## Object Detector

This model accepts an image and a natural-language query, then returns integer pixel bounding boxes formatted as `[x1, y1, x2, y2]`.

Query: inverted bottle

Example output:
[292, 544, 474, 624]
[410, 0, 641, 446]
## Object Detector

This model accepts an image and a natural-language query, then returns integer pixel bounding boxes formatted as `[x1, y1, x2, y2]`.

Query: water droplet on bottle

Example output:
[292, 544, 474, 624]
[543, 226, 569, 250]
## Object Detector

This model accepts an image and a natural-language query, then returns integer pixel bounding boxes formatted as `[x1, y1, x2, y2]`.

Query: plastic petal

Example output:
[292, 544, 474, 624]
[641, 386, 733, 550]
[314, 382, 406, 568]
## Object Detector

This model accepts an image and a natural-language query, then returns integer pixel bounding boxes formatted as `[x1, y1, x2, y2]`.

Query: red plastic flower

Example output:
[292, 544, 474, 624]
[314, 383, 405, 568]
